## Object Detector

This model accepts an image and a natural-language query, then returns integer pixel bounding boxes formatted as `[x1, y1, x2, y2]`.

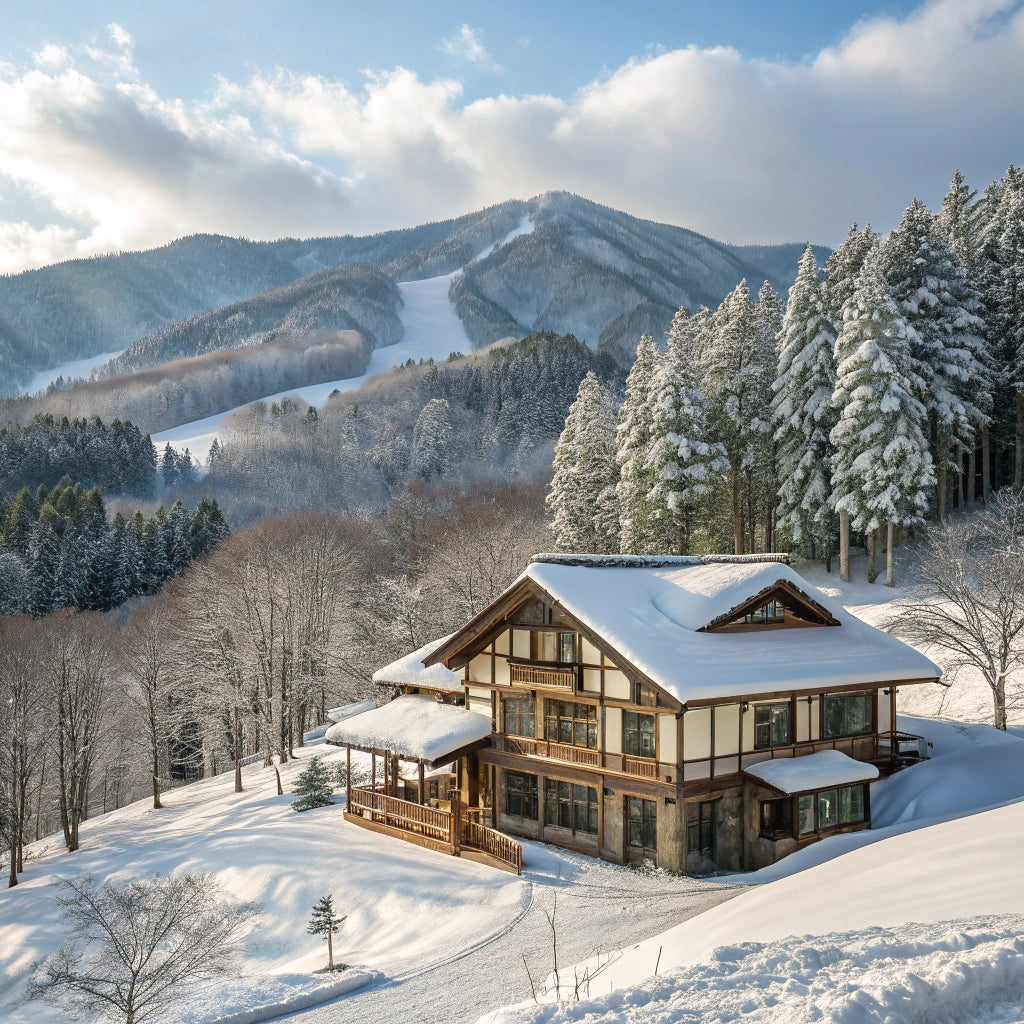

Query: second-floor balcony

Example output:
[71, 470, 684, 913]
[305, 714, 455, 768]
[509, 662, 575, 691]
[495, 734, 675, 784]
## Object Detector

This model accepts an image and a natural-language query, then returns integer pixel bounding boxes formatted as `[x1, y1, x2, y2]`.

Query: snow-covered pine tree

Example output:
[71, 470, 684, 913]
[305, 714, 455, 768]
[644, 310, 728, 554]
[830, 248, 935, 585]
[410, 398, 454, 480]
[546, 371, 620, 553]
[700, 280, 775, 553]
[998, 188, 1024, 484]
[824, 224, 879, 329]
[291, 755, 335, 811]
[772, 245, 838, 562]
[616, 335, 660, 554]
[749, 282, 785, 549]
[879, 197, 990, 517]
[308, 894, 346, 971]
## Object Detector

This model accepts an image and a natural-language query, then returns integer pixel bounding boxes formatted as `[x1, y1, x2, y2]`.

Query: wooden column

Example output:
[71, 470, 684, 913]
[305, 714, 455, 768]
[346, 746, 352, 807]
[418, 761, 425, 805]
[449, 790, 463, 855]
[371, 752, 376, 791]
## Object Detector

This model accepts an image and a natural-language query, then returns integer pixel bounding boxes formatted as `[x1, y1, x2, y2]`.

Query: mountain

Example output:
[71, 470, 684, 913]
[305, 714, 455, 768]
[0, 193, 827, 395]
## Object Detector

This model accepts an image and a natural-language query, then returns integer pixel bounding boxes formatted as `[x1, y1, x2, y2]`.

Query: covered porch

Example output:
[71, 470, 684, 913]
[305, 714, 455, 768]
[326, 694, 522, 874]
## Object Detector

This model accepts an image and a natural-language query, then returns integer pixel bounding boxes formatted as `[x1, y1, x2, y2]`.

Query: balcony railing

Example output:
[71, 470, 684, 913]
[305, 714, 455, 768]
[497, 735, 674, 783]
[509, 663, 575, 691]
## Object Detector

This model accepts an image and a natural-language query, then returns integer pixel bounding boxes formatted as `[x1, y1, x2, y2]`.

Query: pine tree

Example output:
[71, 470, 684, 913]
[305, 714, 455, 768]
[773, 245, 838, 561]
[616, 335, 660, 554]
[645, 311, 727, 554]
[546, 372, 620, 553]
[410, 399, 453, 480]
[830, 248, 935, 585]
[824, 224, 879, 328]
[291, 756, 335, 811]
[307, 894, 346, 971]
[880, 197, 990, 516]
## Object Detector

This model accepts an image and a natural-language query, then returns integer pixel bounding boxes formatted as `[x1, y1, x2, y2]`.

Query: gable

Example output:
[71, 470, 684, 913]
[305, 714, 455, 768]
[699, 581, 839, 632]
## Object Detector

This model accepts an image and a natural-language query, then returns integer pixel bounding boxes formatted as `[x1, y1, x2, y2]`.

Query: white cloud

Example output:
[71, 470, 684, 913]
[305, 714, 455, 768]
[1, 0, 1022, 273]
[440, 24, 500, 71]
[32, 44, 70, 72]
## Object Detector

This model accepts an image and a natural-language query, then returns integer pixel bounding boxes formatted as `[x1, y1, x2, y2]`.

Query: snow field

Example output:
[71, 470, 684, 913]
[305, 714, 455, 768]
[18, 349, 125, 396]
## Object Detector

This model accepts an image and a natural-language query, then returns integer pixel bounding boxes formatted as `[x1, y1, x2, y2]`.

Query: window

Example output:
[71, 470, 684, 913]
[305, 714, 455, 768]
[627, 797, 657, 851]
[503, 696, 535, 737]
[504, 771, 538, 819]
[760, 798, 794, 840]
[686, 801, 715, 860]
[744, 599, 786, 625]
[822, 693, 873, 738]
[544, 700, 598, 749]
[797, 783, 867, 835]
[623, 711, 656, 758]
[530, 630, 576, 664]
[544, 779, 598, 834]
[513, 599, 546, 624]
[753, 702, 792, 749]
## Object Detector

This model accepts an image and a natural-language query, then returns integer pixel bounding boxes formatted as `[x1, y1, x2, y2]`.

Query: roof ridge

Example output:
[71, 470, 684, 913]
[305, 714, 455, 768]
[528, 553, 791, 568]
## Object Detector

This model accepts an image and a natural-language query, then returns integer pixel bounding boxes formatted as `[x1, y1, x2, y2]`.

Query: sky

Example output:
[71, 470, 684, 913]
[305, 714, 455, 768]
[0, 0, 1021, 274]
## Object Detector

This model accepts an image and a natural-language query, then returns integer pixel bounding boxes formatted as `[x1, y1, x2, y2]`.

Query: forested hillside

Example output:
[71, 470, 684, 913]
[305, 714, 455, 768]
[1, 193, 820, 395]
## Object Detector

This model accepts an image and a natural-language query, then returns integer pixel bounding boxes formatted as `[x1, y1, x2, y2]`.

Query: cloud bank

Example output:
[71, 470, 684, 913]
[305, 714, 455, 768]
[0, 1, 1021, 273]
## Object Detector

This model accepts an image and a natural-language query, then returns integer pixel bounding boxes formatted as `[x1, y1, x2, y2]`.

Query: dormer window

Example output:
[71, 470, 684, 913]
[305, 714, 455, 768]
[702, 582, 840, 632]
[743, 600, 785, 626]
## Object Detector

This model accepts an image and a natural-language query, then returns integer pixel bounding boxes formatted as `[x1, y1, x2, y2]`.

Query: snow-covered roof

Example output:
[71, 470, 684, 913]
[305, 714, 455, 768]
[326, 700, 376, 723]
[743, 749, 880, 794]
[372, 635, 464, 692]
[324, 694, 492, 765]
[492, 555, 940, 705]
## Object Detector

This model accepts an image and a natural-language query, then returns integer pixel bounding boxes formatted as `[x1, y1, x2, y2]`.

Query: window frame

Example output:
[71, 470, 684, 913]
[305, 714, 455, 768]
[752, 701, 793, 750]
[529, 629, 576, 665]
[626, 796, 658, 853]
[544, 778, 598, 835]
[544, 699, 598, 749]
[502, 695, 536, 738]
[796, 782, 868, 836]
[821, 692, 875, 739]
[623, 710, 657, 759]
[759, 797, 794, 840]
[503, 770, 539, 820]
[686, 800, 716, 861]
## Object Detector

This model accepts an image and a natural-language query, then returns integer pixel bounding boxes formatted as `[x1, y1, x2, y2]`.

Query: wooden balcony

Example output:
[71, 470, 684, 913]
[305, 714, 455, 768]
[497, 735, 674, 783]
[345, 787, 522, 874]
[509, 662, 575, 691]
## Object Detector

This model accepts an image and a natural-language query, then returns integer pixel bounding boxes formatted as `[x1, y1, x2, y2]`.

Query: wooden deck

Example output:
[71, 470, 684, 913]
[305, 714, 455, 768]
[346, 787, 522, 874]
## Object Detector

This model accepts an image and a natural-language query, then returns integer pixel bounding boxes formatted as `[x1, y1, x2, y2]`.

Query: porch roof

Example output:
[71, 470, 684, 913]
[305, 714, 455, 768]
[743, 749, 880, 795]
[325, 694, 492, 767]
[372, 635, 464, 693]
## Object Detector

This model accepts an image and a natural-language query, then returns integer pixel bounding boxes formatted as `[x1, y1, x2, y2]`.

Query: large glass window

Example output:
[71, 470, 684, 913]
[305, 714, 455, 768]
[623, 711, 657, 758]
[753, 703, 792, 749]
[530, 630, 576, 664]
[544, 700, 598, 749]
[822, 693, 873, 738]
[627, 797, 657, 851]
[744, 599, 786, 625]
[686, 801, 715, 860]
[544, 779, 598, 834]
[797, 784, 867, 835]
[503, 696, 536, 737]
[513, 599, 546, 624]
[504, 771, 538, 819]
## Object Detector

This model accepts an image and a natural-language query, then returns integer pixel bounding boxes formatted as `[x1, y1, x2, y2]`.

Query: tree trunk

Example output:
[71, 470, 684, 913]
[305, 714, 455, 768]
[839, 509, 850, 583]
[732, 475, 743, 555]
[885, 522, 895, 587]
[982, 426, 992, 501]
[867, 529, 878, 584]
[234, 710, 243, 793]
[967, 448, 976, 507]
[937, 462, 948, 524]
[993, 682, 1008, 731]
[327, 928, 334, 972]
[1016, 391, 1024, 487]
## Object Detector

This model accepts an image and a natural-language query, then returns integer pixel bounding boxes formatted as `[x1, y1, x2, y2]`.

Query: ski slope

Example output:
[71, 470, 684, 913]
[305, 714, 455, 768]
[151, 217, 534, 464]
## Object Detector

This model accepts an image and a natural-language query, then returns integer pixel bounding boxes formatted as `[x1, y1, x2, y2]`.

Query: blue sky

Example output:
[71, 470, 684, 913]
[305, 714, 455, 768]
[0, 1, 1020, 272]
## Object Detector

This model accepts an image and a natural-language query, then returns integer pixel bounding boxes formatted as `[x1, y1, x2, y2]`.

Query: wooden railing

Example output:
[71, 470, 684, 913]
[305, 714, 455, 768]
[348, 787, 451, 845]
[509, 663, 575, 691]
[464, 820, 523, 874]
[498, 736, 671, 782]
[347, 787, 522, 874]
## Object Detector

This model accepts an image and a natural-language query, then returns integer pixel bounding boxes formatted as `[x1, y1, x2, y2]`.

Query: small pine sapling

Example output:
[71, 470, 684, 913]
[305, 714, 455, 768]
[291, 756, 335, 812]
[308, 894, 347, 971]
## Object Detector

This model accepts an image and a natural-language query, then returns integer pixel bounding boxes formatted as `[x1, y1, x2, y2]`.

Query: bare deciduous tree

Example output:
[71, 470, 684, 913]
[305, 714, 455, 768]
[29, 873, 257, 1024]
[888, 489, 1024, 730]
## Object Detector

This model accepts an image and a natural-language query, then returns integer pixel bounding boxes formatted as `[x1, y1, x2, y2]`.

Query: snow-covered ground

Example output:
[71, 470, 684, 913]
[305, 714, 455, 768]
[480, 715, 1024, 1024]
[151, 216, 534, 464]
[17, 349, 125, 396]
